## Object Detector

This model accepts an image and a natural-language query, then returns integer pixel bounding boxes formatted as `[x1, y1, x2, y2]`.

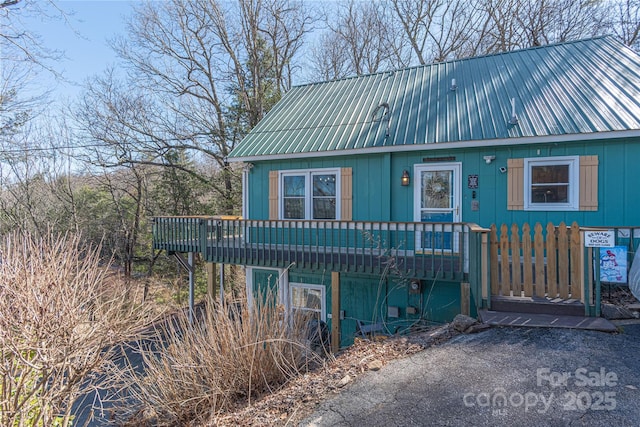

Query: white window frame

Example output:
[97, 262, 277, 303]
[289, 282, 326, 321]
[524, 156, 579, 211]
[279, 168, 341, 220]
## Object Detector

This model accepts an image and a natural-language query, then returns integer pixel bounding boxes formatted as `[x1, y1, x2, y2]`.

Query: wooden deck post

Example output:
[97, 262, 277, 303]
[461, 282, 470, 316]
[331, 271, 340, 353]
[206, 262, 216, 303]
[188, 252, 195, 323]
[481, 232, 488, 305]
[219, 264, 225, 304]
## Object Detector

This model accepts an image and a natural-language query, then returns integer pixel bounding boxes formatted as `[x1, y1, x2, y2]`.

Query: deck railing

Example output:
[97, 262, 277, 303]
[152, 216, 473, 281]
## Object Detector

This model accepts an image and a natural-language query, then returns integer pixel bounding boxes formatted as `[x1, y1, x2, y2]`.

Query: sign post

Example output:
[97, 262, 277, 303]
[583, 230, 619, 317]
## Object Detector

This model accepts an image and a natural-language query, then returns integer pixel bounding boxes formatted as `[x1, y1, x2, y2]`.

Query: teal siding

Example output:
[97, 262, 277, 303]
[249, 154, 390, 222]
[288, 269, 461, 347]
[252, 268, 280, 304]
[250, 137, 640, 228]
[389, 138, 640, 227]
[237, 38, 640, 349]
[247, 138, 639, 348]
[339, 275, 381, 346]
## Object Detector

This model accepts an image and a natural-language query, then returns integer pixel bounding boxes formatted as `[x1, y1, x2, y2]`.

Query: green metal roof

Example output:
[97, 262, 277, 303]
[229, 37, 640, 161]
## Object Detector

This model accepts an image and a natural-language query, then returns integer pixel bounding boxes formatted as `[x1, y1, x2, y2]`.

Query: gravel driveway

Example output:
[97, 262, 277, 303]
[302, 324, 640, 426]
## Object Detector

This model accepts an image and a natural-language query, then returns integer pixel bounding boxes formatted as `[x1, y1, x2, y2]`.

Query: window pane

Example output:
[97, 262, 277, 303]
[291, 286, 321, 310]
[291, 287, 305, 307]
[532, 165, 568, 184]
[531, 164, 570, 204]
[306, 289, 321, 309]
[284, 175, 305, 197]
[284, 198, 305, 218]
[311, 174, 337, 219]
[313, 175, 336, 196]
[421, 171, 452, 209]
[313, 198, 336, 219]
[421, 212, 453, 222]
[531, 185, 569, 203]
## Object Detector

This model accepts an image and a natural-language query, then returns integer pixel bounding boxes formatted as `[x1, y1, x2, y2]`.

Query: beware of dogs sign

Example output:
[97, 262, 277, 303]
[584, 230, 615, 247]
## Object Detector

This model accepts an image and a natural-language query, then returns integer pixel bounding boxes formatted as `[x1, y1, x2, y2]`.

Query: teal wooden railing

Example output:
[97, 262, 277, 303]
[152, 216, 474, 281]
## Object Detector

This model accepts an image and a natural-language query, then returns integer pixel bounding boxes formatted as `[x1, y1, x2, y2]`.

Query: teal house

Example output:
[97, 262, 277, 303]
[154, 37, 640, 348]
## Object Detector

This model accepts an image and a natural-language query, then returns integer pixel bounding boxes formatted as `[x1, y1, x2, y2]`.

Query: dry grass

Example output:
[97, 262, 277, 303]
[109, 292, 328, 426]
[0, 232, 157, 427]
[214, 324, 457, 426]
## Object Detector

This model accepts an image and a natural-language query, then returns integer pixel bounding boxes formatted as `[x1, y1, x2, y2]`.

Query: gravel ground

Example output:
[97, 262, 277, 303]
[300, 325, 640, 427]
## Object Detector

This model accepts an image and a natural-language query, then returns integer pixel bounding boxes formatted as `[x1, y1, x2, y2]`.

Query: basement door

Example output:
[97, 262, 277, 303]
[413, 163, 462, 252]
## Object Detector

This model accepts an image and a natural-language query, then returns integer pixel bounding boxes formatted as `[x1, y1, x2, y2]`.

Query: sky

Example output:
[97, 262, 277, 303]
[25, 0, 135, 100]
[22, 0, 334, 103]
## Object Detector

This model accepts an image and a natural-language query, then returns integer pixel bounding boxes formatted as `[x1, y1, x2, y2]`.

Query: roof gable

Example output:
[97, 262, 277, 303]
[230, 37, 640, 161]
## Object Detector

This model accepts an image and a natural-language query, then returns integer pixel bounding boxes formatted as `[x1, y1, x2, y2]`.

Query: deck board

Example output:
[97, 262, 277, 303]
[479, 310, 618, 332]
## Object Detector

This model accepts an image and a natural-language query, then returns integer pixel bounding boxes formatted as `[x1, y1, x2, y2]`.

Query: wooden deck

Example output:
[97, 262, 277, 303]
[203, 242, 464, 280]
[153, 217, 474, 281]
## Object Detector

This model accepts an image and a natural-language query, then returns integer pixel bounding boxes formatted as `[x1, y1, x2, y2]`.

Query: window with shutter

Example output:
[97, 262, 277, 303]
[507, 155, 598, 211]
[267, 167, 352, 220]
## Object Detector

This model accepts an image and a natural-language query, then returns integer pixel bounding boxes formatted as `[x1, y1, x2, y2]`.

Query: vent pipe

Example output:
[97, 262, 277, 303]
[509, 97, 519, 125]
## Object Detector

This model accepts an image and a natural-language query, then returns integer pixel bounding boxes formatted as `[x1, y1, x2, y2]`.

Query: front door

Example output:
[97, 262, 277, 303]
[414, 163, 462, 251]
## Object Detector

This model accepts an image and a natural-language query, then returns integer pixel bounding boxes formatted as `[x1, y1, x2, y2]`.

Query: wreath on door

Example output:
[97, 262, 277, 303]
[423, 173, 450, 208]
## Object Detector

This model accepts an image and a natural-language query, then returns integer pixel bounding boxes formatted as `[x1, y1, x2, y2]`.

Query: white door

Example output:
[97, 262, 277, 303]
[414, 163, 462, 252]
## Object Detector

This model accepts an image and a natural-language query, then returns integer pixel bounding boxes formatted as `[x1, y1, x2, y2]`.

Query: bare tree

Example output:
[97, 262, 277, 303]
[331, 0, 393, 74]
[310, 0, 614, 77]
[75, 0, 315, 215]
[261, 0, 314, 92]
[0, 118, 77, 237]
[482, 0, 608, 52]
[390, 0, 491, 64]
[310, 0, 405, 78]
[0, 0, 67, 136]
[308, 32, 352, 81]
[611, 0, 640, 49]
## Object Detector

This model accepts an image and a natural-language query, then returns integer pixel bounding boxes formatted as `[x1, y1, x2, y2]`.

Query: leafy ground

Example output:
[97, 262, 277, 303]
[211, 325, 458, 426]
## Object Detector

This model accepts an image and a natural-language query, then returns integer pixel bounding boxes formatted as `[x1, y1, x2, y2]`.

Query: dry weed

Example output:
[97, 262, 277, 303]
[0, 232, 156, 427]
[109, 292, 328, 426]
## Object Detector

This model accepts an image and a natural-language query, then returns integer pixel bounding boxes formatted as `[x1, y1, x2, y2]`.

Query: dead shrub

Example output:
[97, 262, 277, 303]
[0, 232, 155, 427]
[110, 291, 328, 426]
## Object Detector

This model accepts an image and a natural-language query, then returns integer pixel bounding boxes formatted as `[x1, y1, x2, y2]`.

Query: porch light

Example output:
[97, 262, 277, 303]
[401, 170, 410, 186]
